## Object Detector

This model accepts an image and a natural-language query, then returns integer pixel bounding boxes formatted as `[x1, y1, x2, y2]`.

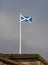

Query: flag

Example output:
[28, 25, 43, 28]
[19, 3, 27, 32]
[20, 14, 32, 23]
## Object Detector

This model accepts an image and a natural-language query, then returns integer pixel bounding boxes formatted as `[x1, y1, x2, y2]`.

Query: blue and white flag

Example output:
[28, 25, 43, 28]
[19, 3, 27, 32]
[20, 14, 32, 23]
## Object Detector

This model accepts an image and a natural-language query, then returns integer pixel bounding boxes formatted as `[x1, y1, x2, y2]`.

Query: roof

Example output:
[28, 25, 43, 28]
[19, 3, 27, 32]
[0, 54, 48, 65]
[0, 58, 24, 65]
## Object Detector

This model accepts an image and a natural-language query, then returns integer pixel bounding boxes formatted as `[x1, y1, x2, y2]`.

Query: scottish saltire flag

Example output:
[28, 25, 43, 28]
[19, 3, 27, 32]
[20, 14, 32, 23]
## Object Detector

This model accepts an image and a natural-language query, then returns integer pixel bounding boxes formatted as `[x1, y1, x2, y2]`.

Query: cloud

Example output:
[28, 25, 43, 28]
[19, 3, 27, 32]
[0, 11, 19, 40]
[0, 11, 19, 53]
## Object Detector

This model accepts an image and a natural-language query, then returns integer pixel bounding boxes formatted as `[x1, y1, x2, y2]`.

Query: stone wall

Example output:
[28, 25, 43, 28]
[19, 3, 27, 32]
[0, 60, 46, 65]
[0, 61, 3, 65]
[40, 61, 45, 65]
[20, 61, 45, 65]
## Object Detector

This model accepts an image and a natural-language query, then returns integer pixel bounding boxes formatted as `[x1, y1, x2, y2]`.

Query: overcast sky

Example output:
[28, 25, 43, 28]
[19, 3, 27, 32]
[0, 0, 48, 60]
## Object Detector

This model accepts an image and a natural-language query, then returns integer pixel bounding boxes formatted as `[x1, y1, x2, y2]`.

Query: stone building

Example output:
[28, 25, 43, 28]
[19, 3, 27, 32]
[0, 54, 48, 65]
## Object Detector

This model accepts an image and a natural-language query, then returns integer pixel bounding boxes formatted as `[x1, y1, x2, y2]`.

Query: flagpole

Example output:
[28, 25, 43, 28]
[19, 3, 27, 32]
[19, 14, 21, 54]
[19, 13, 32, 54]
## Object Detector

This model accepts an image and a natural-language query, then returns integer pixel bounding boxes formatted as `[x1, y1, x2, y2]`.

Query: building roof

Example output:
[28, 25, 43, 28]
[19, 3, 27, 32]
[0, 57, 24, 65]
[0, 53, 48, 65]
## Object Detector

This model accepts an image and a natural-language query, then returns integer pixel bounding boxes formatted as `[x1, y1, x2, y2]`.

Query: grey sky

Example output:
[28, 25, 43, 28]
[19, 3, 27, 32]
[0, 0, 48, 60]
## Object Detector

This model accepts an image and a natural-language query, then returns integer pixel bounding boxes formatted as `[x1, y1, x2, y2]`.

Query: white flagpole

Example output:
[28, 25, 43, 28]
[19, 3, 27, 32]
[19, 14, 21, 54]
